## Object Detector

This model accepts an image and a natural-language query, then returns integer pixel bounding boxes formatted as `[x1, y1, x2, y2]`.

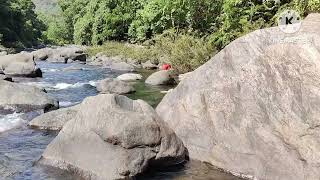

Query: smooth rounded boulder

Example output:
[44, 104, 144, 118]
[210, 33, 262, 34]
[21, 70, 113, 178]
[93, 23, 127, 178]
[156, 14, 320, 180]
[0, 80, 58, 113]
[117, 73, 143, 81]
[97, 78, 135, 94]
[39, 94, 186, 180]
[145, 70, 176, 85]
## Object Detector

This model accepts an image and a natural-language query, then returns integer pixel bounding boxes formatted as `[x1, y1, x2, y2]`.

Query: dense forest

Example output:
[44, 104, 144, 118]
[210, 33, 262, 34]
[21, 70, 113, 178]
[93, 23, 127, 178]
[1, 0, 320, 72]
[0, 0, 45, 48]
[48, 0, 320, 47]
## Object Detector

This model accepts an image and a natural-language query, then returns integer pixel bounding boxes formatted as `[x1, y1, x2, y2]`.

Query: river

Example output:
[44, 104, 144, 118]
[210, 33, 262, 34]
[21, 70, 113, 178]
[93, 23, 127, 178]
[0, 61, 241, 180]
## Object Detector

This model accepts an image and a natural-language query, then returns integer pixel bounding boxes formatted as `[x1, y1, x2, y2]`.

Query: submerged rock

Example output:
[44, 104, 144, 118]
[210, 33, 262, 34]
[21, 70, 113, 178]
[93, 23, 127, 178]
[156, 13, 320, 180]
[39, 94, 187, 180]
[0, 80, 58, 113]
[145, 70, 176, 85]
[97, 78, 135, 94]
[117, 73, 143, 81]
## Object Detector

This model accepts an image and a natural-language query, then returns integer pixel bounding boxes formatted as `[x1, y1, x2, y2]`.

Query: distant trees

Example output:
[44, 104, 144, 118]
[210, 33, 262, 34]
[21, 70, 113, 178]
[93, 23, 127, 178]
[2, 0, 318, 48]
[0, 0, 45, 47]
[57, 0, 142, 45]
[128, 0, 223, 41]
[53, 0, 319, 47]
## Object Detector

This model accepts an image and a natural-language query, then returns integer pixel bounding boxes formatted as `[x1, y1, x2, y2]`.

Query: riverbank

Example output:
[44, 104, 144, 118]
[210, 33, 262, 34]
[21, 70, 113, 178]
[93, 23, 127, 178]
[86, 34, 215, 74]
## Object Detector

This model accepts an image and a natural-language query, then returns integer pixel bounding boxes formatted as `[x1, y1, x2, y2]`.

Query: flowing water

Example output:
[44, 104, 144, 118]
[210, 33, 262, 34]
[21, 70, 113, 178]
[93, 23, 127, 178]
[0, 61, 241, 180]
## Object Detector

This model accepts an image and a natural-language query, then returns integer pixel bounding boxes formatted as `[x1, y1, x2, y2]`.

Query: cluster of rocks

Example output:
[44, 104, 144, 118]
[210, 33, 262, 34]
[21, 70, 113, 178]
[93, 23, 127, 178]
[88, 55, 136, 72]
[88, 54, 163, 72]
[32, 46, 87, 63]
[0, 46, 87, 79]
[95, 70, 177, 95]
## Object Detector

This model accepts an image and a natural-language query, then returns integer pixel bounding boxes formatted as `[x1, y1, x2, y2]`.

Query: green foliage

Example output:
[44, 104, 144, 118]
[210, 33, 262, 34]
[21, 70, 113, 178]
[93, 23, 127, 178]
[57, 0, 320, 48]
[0, 0, 45, 48]
[39, 13, 72, 45]
[129, 0, 223, 41]
[88, 41, 158, 63]
[58, 0, 142, 45]
[88, 30, 216, 73]
[154, 29, 216, 73]
[296, 0, 320, 13]
[28, 0, 320, 73]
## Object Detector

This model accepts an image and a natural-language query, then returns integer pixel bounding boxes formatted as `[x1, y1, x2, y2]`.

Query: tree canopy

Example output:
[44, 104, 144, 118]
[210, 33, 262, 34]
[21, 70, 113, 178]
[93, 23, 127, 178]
[1, 0, 319, 49]
[0, 0, 45, 48]
[53, 0, 319, 48]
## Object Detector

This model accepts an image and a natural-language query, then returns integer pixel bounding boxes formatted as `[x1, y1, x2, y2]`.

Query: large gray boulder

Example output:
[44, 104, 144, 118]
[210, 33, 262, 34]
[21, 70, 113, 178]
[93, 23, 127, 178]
[156, 14, 320, 180]
[39, 94, 186, 179]
[29, 105, 79, 131]
[145, 70, 176, 85]
[0, 53, 42, 77]
[96, 78, 135, 94]
[0, 80, 58, 113]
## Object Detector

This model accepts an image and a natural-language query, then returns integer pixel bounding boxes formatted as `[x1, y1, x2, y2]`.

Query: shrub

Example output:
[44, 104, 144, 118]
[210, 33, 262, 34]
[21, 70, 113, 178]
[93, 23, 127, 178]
[87, 41, 158, 63]
[154, 30, 216, 73]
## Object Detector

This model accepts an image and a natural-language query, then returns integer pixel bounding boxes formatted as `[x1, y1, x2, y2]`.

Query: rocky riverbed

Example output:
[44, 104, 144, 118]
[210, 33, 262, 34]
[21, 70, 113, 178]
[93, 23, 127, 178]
[3, 13, 320, 180]
[0, 57, 240, 179]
